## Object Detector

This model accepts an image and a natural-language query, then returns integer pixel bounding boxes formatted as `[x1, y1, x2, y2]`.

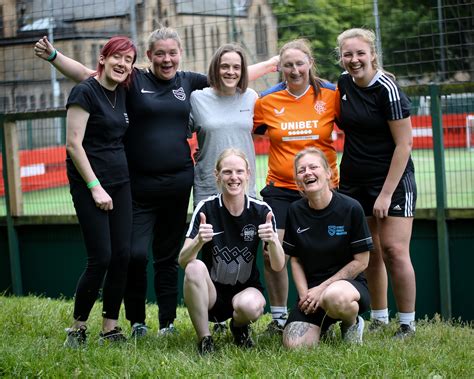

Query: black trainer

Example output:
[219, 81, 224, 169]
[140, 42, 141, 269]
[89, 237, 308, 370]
[212, 322, 228, 335]
[229, 319, 254, 348]
[197, 335, 215, 355]
[368, 319, 388, 332]
[64, 325, 87, 348]
[99, 326, 127, 345]
[265, 319, 285, 335]
[131, 323, 148, 338]
[394, 323, 415, 339]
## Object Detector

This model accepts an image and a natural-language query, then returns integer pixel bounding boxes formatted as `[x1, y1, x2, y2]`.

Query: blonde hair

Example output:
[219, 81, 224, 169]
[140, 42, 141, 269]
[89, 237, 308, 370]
[215, 148, 250, 193]
[215, 148, 250, 172]
[279, 39, 324, 99]
[336, 28, 379, 70]
[294, 147, 332, 196]
[147, 25, 182, 51]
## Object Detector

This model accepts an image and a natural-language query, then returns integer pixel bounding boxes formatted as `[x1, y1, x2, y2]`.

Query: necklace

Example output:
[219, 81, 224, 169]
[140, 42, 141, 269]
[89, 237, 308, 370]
[99, 84, 117, 109]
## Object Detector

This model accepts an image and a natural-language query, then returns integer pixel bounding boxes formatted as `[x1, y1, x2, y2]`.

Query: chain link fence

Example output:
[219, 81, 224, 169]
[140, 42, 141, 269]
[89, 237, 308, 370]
[1, 0, 473, 215]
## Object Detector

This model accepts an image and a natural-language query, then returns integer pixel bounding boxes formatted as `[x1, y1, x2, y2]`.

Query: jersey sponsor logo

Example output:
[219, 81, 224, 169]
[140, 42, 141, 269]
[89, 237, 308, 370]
[172, 87, 186, 101]
[123, 113, 129, 124]
[288, 129, 313, 136]
[241, 224, 257, 241]
[393, 204, 402, 211]
[282, 135, 319, 142]
[141, 88, 155, 94]
[280, 120, 319, 130]
[314, 100, 327, 115]
[212, 231, 225, 236]
[342, 94, 347, 101]
[328, 225, 347, 236]
[297, 227, 310, 234]
[274, 107, 285, 116]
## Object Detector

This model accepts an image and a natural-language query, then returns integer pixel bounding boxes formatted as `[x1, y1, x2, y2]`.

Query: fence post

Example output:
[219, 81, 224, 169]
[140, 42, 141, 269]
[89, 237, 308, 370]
[429, 84, 451, 319]
[0, 115, 23, 296]
[4, 120, 23, 216]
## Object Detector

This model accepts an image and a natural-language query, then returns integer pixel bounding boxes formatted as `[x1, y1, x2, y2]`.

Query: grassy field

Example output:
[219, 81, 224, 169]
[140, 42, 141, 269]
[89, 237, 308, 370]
[0, 295, 473, 378]
[1, 148, 473, 216]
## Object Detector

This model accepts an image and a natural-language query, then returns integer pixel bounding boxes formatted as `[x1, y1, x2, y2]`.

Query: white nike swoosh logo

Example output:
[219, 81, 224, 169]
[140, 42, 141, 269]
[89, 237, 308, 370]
[141, 89, 155, 94]
[297, 227, 310, 234]
[212, 231, 225, 236]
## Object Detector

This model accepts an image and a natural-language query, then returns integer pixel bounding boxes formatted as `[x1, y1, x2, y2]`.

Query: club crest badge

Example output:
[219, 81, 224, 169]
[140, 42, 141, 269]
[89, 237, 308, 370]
[314, 100, 327, 115]
[241, 224, 257, 242]
[173, 87, 186, 101]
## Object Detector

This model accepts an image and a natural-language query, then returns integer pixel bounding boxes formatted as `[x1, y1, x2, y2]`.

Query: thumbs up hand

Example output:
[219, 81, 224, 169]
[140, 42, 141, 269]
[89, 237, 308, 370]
[198, 212, 214, 243]
[258, 211, 277, 243]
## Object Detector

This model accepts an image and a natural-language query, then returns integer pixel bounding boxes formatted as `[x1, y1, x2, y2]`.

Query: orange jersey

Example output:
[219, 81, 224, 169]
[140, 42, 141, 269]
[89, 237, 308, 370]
[254, 82, 339, 191]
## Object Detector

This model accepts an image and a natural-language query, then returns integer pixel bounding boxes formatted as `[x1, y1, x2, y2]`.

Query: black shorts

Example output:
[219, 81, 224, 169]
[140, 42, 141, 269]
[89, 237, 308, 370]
[208, 281, 264, 323]
[286, 279, 370, 331]
[339, 170, 417, 217]
[260, 185, 302, 229]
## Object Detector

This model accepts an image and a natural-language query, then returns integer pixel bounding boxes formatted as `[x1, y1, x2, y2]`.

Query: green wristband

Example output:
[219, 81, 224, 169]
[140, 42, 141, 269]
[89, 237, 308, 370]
[87, 179, 100, 189]
[46, 49, 58, 62]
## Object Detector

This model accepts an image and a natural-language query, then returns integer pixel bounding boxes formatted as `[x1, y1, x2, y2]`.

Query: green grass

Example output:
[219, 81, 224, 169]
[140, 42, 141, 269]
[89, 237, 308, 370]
[1, 148, 473, 216]
[0, 295, 473, 378]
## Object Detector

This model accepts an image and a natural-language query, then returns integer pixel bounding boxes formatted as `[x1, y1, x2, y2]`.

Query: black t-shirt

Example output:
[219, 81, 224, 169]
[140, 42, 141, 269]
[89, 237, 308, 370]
[186, 194, 275, 287]
[66, 77, 129, 186]
[336, 71, 414, 185]
[124, 69, 208, 192]
[283, 191, 373, 288]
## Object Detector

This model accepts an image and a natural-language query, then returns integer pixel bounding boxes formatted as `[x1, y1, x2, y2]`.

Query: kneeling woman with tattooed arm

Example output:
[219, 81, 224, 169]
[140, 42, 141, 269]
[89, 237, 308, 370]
[282, 147, 372, 348]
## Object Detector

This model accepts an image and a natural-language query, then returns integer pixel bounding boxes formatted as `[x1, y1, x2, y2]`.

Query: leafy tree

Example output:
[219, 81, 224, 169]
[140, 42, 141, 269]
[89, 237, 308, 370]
[270, 0, 369, 82]
[270, 0, 471, 82]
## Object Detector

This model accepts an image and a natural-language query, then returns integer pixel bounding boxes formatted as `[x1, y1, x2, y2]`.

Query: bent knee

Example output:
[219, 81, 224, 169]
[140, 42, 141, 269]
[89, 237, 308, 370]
[184, 260, 207, 282]
[283, 322, 318, 348]
[320, 283, 357, 310]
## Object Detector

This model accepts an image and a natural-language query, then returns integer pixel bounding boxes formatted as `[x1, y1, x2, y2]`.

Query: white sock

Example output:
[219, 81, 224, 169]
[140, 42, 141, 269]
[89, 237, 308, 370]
[271, 306, 287, 326]
[398, 312, 416, 328]
[371, 308, 389, 324]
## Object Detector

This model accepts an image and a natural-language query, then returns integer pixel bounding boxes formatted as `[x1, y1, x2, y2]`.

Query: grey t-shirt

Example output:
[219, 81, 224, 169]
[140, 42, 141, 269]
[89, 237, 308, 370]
[189, 87, 258, 206]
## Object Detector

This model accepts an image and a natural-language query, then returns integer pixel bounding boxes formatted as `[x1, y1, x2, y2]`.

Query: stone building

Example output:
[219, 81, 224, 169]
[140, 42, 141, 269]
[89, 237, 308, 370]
[0, 0, 279, 113]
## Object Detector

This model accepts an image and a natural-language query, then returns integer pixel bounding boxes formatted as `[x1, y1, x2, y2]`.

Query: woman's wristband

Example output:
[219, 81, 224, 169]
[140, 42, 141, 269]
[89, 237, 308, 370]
[86, 179, 100, 189]
[46, 49, 58, 62]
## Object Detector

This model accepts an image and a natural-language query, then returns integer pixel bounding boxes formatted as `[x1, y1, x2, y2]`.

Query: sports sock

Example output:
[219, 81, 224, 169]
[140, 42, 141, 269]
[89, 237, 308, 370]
[398, 312, 416, 329]
[271, 306, 288, 326]
[371, 308, 389, 324]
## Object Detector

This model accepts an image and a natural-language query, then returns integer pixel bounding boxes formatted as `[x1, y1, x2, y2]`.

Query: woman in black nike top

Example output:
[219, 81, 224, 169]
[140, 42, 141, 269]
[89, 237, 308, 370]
[335, 28, 417, 338]
[61, 36, 136, 347]
[179, 148, 284, 354]
[283, 147, 372, 348]
[34, 26, 278, 337]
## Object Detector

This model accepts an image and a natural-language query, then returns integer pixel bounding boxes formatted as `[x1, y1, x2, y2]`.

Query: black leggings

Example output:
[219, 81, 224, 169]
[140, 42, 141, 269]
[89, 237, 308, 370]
[70, 181, 132, 321]
[124, 187, 191, 328]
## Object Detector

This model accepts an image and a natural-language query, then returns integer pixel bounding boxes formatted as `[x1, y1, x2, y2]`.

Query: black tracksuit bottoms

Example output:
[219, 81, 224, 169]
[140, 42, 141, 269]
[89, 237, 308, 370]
[69, 180, 132, 321]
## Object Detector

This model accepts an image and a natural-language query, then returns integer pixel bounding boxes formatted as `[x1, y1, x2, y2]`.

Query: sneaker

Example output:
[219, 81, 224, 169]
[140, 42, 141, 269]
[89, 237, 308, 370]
[197, 335, 215, 355]
[394, 323, 415, 339]
[342, 316, 365, 344]
[131, 322, 148, 338]
[158, 323, 177, 336]
[98, 326, 127, 345]
[212, 321, 228, 335]
[320, 322, 338, 342]
[64, 325, 87, 348]
[265, 319, 285, 335]
[229, 319, 254, 348]
[368, 319, 388, 332]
